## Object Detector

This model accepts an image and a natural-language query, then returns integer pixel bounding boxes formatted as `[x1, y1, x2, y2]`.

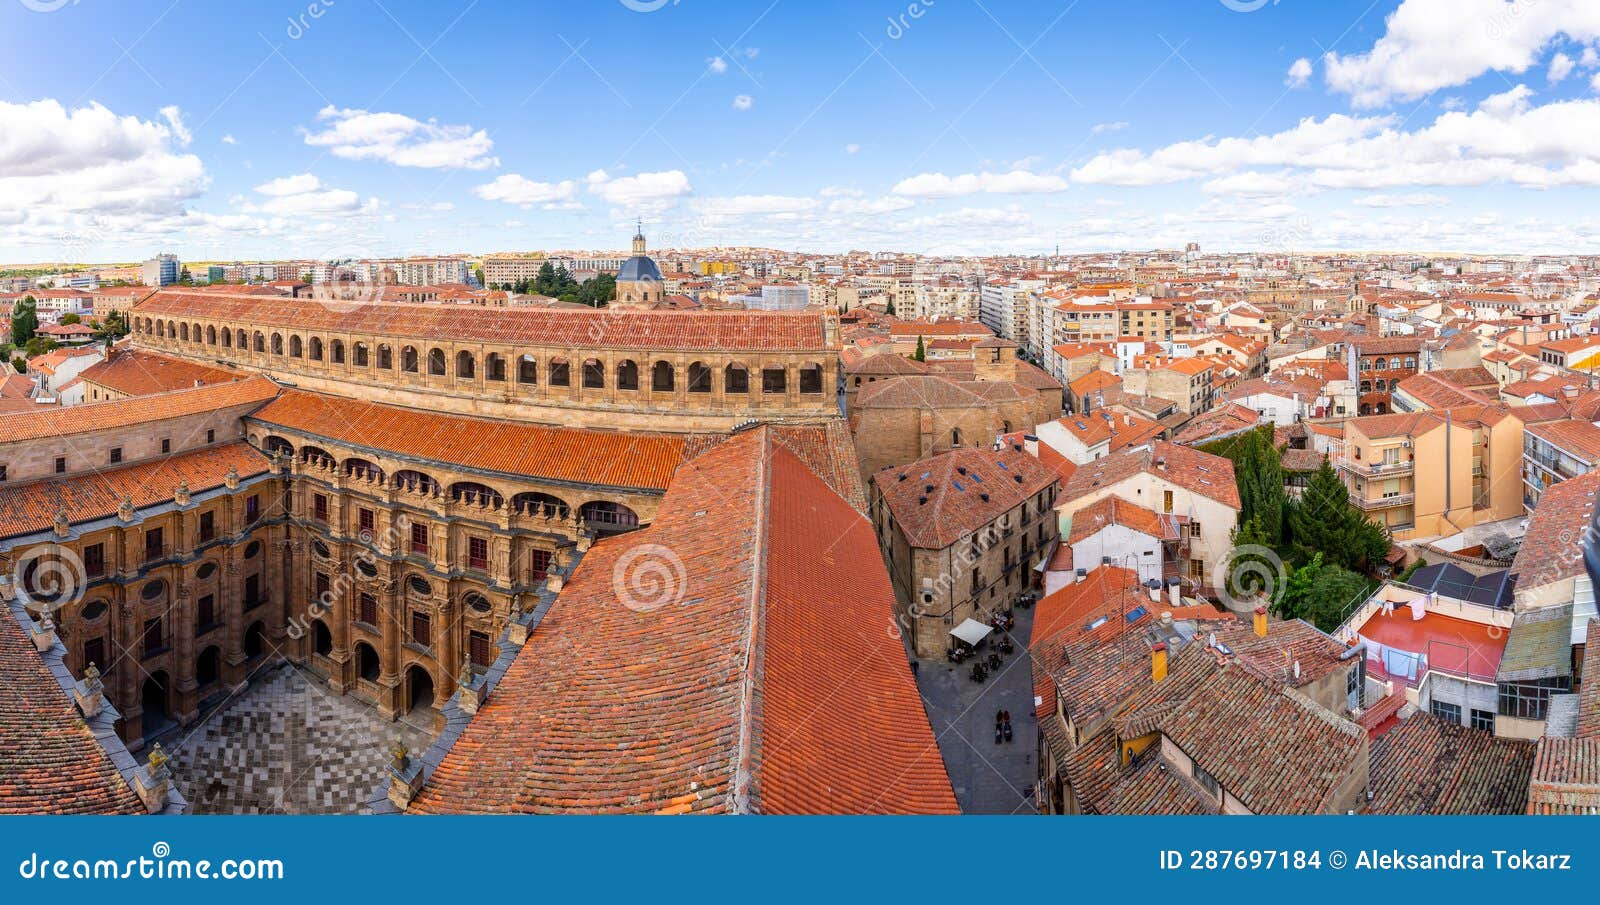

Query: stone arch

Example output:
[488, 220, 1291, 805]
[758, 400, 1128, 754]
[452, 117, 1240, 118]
[799, 362, 824, 394]
[271, 333, 284, 355]
[312, 619, 332, 656]
[486, 352, 506, 382]
[652, 360, 675, 392]
[205, 325, 217, 345]
[263, 435, 296, 457]
[343, 457, 385, 483]
[455, 350, 475, 379]
[243, 620, 267, 659]
[549, 357, 570, 386]
[330, 339, 345, 364]
[406, 664, 435, 712]
[308, 336, 324, 361]
[512, 491, 570, 518]
[581, 500, 639, 533]
[725, 361, 750, 394]
[617, 359, 639, 390]
[353, 342, 369, 367]
[582, 358, 605, 389]
[401, 346, 419, 373]
[761, 364, 787, 394]
[195, 645, 221, 686]
[688, 361, 712, 393]
[450, 481, 504, 508]
[428, 348, 447, 376]
[180, 323, 190, 342]
[300, 445, 335, 467]
[392, 469, 440, 494]
[355, 641, 380, 682]
[253, 331, 265, 353]
[517, 354, 538, 384]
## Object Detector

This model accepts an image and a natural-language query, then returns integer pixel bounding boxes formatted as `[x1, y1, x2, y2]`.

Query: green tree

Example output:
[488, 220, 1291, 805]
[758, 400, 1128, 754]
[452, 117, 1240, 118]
[10, 296, 38, 346]
[1288, 456, 1389, 573]
[1234, 427, 1287, 550]
[885, 297, 896, 316]
[913, 335, 926, 362]
[533, 261, 558, 296]
[1226, 517, 1277, 600]
[94, 310, 129, 350]
[10, 356, 23, 374]
[59, 312, 81, 325]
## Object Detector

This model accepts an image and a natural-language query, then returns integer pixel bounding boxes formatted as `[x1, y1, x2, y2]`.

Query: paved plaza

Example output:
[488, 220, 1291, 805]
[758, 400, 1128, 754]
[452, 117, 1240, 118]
[163, 663, 435, 814]
[914, 603, 1040, 815]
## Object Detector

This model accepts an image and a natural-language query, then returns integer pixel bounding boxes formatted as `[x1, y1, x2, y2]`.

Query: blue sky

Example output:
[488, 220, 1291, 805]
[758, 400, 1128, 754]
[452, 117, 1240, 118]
[2, 0, 1600, 261]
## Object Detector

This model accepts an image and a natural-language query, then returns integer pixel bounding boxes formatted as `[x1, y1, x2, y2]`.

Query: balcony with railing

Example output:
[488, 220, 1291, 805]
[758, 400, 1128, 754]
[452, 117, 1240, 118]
[1351, 492, 1413, 510]
[1338, 457, 1414, 478]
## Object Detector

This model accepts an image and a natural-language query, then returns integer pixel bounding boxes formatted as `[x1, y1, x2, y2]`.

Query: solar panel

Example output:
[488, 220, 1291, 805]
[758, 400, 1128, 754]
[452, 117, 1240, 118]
[951, 480, 964, 491]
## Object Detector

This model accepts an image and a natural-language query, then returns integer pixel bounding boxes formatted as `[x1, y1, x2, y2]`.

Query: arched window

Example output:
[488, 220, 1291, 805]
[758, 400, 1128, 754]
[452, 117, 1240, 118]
[762, 365, 787, 394]
[581, 500, 640, 533]
[192, 322, 202, 343]
[518, 355, 538, 384]
[688, 362, 712, 393]
[235, 328, 247, 349]
[799, 363, 824, 394]
[344, 458, 385, 483]
[205, 325, 217, 345]
[330, 340, 345, 364]
[392, 469, 441, 494]
[221, 328, 232, 349]
[271, 333, 284, 355]
[196, 646, 221, 686]
[244, 622, 266, 659]
[582, 358, 604, 389]
[312, 621, 332, 656]
[549, 358, 570, 386]
[455, 350, 476, 379]
[427, 348, 447, 376]
[289, 335, 303, 358]
[263, 435, 295, 458]
[308, 337, 323, 361]
[486, 353, 506, 381]
[401, 346, 419, 373]
[353, 342, 368, 367]
[511, 492, 570, 518]
[253, 331, 265, 353]
[725, 363, 749, 394]
[451, 482, 504, 508]
[300, 445, 335, 468]
[652, 361, 674, 392]
[378, 344, 393, 369]
[617, 360, 639, 390]
[180, 323, 189, 341]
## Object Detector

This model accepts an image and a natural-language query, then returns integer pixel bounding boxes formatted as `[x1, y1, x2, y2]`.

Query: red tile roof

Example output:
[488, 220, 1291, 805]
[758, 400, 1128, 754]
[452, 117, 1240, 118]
[410, 428, 956, 814]
[874, 447, 1059, 549]
[249, 389, 692, 492]
[0, 605, 143, 814]
[0, 442, 270, 540]
[78, 348, 243, 397]
[0, 376, 279, 444]
[1367, 712, 1534, 814]
[1062, 440, 1240, 509]
[135, 290, 833, 352]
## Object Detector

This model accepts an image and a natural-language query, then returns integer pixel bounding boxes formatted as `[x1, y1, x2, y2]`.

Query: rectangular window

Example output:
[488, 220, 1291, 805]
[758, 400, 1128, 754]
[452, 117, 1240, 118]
[315, 572, 330, 599]
[1470, 708, 1495, 733]
[410, 522, 429, 555]
[142, 617, 163, 657]
[109, 447, 122, 464]
[1430, 700, 1462, 725]
[83, 543, 104, 578]
[197, 594, 215, 630]
[469, 630, 492, 667]
[411, 611, 431, 647]
[144, 527, 164, 562]
[246, 494, 260, 524]
[1163, 490, 1174, 513]
[161, 438, 171, 454]
[530, 548, 552, 580]
[55, 456, 66, 474]
[1189, 558, 1205, 580]
[1189, 521, 1201, 538]
[198, 510, 215, 542]
[312, 493, 328, 523]
[206, 429, 215, 444]
[359, 593, 377, 626]
[244, 573, 261, 609]
[358, 508, 374, 535]
[468, 536, 489, 571]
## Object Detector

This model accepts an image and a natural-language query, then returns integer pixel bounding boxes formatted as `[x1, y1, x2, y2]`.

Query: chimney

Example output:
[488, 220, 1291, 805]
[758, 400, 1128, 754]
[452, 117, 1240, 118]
[1167, 578, 1181, 607]
[1151, 642, 1168, 683]
[1253, 605, 1268, 638]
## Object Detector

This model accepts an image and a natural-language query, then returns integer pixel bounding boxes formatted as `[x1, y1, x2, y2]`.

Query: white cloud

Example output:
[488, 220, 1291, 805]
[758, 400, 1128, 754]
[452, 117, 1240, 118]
[1323, 0, 1600, 106]
[1072, 88, 1600, 191]
[1091, 121, 1128, 134]
[246, 172, 373, 216]
[844, 143, 861, 154]
[819, 185, 862, 197]
[1286, 57, 1312, 88]
[220, 133, 237, 145]
[1550, 51, 1576, 82]
[1201, 171, 1302, 197]
[1584, 46, 1600, 68]
[893, 169, 1068, 197]
[254, 173, 322, 196]
[584, 169, 692, 209]
[474, 174, 580, 207]
[1352, 192, 1449, 207]
[828, 196, 914, 215]
[732, 94, 753, 111]
[707, 56, 728, 74]
[158, 106, 192, 146]
[302, 105, 499, 169]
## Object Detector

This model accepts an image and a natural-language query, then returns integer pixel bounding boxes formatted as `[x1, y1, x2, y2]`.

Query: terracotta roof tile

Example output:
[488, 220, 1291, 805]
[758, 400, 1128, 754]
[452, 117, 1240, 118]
[874, 447, 1059, 549]
[78, 348, 243, 397]
[0, 377, 279, 444]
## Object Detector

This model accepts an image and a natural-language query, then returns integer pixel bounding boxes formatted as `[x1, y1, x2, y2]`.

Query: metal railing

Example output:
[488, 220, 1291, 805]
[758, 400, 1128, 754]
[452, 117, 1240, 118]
[1350, 492, 1413, 510]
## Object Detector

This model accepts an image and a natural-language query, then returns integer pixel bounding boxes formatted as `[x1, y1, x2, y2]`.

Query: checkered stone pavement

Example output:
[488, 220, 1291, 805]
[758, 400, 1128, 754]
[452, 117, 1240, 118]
[166, 663, 435, 814]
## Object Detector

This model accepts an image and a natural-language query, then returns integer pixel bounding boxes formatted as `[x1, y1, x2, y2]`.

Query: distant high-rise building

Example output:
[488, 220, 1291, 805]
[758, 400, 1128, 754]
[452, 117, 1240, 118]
[142, 253, 179, 287]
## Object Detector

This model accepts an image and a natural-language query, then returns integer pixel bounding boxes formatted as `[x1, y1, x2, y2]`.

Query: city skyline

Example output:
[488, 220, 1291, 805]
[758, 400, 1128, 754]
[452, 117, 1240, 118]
[5, 0, 1600, 262]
